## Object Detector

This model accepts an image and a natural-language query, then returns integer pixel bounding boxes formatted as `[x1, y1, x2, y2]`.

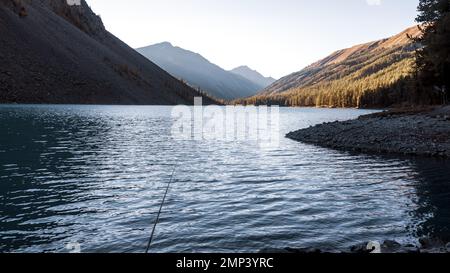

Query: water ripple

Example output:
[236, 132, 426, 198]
[1, 105, 450, 253]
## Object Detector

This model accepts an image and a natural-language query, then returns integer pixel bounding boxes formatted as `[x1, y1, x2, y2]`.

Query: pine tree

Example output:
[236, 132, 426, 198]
[415, 0, 450, 104]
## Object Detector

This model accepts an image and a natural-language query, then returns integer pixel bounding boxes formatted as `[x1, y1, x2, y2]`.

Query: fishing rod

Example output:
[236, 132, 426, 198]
[145, 165, 177, 253]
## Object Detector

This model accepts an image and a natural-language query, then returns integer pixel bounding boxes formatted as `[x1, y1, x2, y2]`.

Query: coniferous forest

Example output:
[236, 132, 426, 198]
[237, 0, 449, 108]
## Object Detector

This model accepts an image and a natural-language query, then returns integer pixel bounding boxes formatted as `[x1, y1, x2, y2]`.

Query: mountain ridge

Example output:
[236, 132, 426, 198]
[261, 25, 422, 96]
[0, 0, 214, 104]
[239, 25, 422, 108]
[136, 42, 264, 100]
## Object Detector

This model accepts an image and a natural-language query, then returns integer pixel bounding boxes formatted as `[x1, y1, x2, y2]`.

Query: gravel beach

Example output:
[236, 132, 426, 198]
[287, 106, 450, 158]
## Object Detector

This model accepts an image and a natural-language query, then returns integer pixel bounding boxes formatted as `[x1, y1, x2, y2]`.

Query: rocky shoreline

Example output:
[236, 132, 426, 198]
[287, 106, 450, 158]
[262, 239, 450, 253]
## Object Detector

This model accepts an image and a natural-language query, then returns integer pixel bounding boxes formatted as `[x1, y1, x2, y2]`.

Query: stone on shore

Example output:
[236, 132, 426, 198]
[261, 240, 449, 253]
[287, 106, 450, 158]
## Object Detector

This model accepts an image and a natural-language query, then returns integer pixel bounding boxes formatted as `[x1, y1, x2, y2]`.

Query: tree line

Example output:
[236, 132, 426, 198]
[238, 0, 449, 108]
[415, 0, 449, 105]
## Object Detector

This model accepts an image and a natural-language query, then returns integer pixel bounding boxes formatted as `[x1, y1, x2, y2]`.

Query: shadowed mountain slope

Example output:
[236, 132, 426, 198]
[0, 0, 214, 104]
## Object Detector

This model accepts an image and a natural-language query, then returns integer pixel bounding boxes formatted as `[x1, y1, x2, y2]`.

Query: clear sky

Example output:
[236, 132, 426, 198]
[86, 0, 419, 79]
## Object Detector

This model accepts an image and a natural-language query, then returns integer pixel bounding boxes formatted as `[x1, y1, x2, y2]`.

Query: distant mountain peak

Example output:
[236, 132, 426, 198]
[234, 65, 253, 71]
[136, 43, 264, 100]
[230, 66, 276, 88]
[154, 41, 173, 47]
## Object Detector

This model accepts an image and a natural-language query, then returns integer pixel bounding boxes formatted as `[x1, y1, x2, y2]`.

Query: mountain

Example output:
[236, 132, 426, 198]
[136, 42, 263, 100]
[239, 26, 422, 108]
[0, 0, 214, 105]
[230, 66, 276, 89]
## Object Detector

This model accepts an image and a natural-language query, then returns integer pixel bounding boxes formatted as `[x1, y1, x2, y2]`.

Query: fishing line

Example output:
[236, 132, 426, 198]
[145, 165, 177, 253]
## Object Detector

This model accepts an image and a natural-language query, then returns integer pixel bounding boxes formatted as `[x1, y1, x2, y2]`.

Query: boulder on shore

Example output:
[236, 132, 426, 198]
[287, 106, 450, 158]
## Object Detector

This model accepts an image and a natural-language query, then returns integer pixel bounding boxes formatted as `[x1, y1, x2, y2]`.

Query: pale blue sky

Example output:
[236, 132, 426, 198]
[87, 0, 419, 79]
